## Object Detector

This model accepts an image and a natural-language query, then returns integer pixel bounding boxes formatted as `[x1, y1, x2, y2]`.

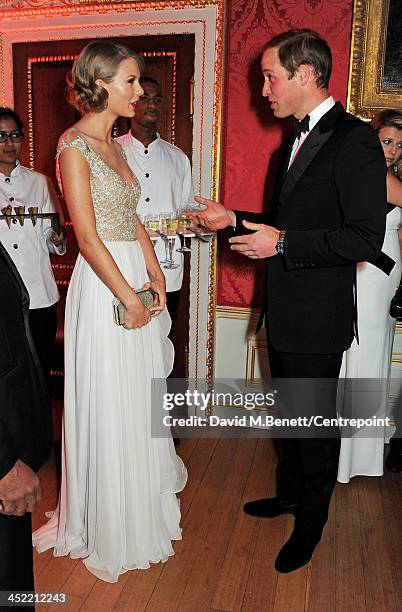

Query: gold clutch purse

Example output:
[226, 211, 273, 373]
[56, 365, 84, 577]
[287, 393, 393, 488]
[112, 288, 155, 326]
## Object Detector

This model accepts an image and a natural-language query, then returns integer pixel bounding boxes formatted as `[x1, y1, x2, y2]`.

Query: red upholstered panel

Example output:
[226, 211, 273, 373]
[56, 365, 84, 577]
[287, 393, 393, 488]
[218, 0, 354, 307]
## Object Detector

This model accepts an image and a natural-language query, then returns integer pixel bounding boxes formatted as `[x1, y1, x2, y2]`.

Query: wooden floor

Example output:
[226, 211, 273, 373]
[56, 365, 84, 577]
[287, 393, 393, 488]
[33, 427, 402, 611]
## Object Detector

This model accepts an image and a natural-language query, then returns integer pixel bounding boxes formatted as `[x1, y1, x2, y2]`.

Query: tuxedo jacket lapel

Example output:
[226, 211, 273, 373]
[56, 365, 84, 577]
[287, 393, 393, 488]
[278, 129, 333, 207]
[271, 136, 293, 210]
[276, 102, 344, 210]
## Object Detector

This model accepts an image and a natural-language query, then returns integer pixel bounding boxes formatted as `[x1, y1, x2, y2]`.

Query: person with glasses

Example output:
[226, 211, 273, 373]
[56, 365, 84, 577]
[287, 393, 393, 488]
[0, 107, 66, 391]
[116, 77, 194, 341]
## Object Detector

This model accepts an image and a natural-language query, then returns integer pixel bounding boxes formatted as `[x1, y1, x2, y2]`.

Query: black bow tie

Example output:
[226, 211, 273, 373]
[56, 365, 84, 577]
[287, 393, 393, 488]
[294, 115, 310, 140]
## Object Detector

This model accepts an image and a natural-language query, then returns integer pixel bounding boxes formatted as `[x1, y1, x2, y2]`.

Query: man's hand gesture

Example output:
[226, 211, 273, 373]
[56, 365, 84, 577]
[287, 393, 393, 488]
[185, 196, 236, 232]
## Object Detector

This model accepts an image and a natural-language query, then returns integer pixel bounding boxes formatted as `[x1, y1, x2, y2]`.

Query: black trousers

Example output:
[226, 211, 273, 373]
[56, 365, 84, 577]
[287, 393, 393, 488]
[267, 338, 343, 540]
[28, 304, 57, 393]
[390, 391, 402, 450]
[166, 290, 181, 439]
[166, 289, 181, 342]
[0, 513, 34, 605]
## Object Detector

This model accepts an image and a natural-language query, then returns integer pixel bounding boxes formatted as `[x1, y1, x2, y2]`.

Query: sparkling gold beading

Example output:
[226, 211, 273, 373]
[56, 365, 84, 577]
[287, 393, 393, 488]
[57, 132, 140, 241]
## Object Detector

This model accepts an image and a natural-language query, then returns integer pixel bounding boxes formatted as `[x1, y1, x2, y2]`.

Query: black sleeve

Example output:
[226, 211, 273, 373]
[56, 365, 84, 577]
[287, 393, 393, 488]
[0, 419, 19, 480]
[0, 244, 51, 479]
[283, 125, 387, 269]
[231, 210, 273, 237]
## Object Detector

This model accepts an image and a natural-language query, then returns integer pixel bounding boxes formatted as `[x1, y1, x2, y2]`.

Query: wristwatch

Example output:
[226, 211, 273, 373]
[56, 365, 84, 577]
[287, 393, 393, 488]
[275, 229, 286, 254]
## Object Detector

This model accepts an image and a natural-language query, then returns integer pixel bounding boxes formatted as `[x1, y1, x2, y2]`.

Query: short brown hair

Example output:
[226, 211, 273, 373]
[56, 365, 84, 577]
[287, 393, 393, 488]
[371, 109, 402, 133]
[0, 107, 23, 131]
[139, 76, 161, 91]
[264, 29, 332, 89]
[69, 40, 145, 113]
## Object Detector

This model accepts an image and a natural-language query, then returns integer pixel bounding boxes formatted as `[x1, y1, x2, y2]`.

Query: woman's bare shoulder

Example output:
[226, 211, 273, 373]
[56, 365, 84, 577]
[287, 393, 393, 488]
[57, 127, 90, 159]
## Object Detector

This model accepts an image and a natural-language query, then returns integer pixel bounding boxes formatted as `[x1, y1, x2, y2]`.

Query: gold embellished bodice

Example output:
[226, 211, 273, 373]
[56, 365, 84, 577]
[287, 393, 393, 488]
[56, 131, 140, 241]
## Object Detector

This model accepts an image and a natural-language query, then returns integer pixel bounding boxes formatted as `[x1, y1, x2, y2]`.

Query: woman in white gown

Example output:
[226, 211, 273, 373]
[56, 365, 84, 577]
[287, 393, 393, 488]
[338, 110, 402, 482]
[33, 41, 187, 582]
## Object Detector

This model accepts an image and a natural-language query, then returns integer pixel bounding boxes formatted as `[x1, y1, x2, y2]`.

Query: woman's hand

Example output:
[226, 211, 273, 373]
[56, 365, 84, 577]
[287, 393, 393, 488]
[123, 297, 151, 329]
[143, 279, 166, 316]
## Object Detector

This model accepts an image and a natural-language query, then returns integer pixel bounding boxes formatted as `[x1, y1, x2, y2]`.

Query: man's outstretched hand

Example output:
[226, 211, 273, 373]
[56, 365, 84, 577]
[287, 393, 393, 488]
[184, 200, 281, 258]
[185, 196, 236, 232]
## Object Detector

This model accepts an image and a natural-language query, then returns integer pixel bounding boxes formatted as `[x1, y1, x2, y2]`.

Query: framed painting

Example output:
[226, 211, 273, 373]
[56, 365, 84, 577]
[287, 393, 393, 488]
[347, 0, 402, 120]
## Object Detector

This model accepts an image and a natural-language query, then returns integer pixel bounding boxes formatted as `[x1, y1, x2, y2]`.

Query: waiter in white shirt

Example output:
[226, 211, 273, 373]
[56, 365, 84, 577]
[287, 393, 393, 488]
[116, 77, 194, 339]
[0, 107, 66, 391]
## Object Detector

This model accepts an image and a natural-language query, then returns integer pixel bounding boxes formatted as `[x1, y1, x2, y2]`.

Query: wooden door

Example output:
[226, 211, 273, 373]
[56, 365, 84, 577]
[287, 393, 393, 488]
[13, 34, 194, 181]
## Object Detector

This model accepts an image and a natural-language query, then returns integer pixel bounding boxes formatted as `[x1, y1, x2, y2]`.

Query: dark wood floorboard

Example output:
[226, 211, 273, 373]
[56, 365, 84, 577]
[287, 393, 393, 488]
[32, 415, 402, 611]
[358, 477, 397, 611]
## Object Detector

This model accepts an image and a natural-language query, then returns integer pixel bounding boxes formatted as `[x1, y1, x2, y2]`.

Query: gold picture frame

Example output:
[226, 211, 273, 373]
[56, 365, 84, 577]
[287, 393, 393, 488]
[347, 0, 402, 120]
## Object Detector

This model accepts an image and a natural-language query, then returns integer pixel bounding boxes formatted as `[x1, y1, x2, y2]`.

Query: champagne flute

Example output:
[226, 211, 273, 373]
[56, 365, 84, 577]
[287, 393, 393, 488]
[161, 213, 179, 269]
[176, 212, 194, 252]
[28, 206, 39, 227]
[159, 212, 173, 263]
[183, 196, 206, 211]
[143, 214, 160, 247]
[1, 204, 12, 228]
[169, 215, 179, 233]
[14, 205, 25, 226]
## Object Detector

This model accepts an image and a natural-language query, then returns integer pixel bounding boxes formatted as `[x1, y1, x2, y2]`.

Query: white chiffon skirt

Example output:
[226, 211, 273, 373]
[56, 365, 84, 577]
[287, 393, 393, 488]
[33, 240, 187, 582]
[337, 220, 401, 483]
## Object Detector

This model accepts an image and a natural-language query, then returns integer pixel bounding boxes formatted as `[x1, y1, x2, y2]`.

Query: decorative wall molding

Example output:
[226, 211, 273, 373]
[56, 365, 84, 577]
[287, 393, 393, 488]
[0, 0, 216, 18]
[215, 305, 402, 416]
[0, 0, 78, 10]
[214, 305, 268, 384]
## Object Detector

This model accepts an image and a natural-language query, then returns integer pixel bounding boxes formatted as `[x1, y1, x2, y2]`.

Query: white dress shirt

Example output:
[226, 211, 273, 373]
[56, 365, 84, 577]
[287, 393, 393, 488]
[288, 96, 336, 167]
[0, 161, 65, 309]
[116, 132, 194, 292]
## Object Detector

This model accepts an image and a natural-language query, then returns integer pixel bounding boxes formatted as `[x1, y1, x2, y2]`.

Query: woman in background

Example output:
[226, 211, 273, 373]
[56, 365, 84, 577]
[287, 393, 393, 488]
[386, 156, 402, 472]
[338, 109, 402, 482]
[33, 40, 187, 582]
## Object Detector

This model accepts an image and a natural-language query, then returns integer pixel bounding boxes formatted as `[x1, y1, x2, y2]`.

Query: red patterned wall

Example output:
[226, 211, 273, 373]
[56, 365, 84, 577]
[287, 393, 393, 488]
[217, 0, 354, 307]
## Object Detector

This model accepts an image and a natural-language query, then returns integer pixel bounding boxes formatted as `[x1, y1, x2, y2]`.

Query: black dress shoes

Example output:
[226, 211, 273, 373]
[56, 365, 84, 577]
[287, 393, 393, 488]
[275, 529, 320, 573]
[243, 497, 299, 518]
[386, 444, 402, 472]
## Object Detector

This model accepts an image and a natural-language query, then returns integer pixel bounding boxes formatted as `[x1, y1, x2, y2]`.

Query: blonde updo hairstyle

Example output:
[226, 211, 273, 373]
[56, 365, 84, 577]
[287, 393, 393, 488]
[69, 40, 145, 113]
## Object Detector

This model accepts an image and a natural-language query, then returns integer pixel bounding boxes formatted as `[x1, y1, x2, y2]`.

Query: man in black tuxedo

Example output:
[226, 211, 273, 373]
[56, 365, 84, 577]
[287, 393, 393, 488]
[189, 30, 387, 573]
[0, 242, 53, 596]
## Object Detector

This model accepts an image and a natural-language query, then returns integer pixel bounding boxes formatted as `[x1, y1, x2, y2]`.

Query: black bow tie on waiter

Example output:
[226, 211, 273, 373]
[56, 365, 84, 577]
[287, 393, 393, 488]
[294, 115, 310, 140]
